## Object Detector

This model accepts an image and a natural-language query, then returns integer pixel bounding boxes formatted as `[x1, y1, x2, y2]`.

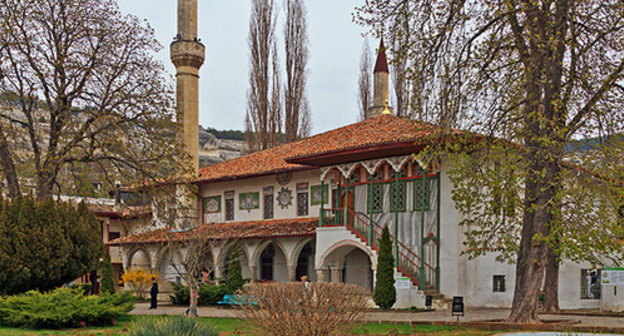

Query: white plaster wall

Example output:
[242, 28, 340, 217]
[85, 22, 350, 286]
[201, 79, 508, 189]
[438, 159, 462, 297]
[198, 170, 323, 223]
[558, 261, 601, 310]
[602, 285, 624, 312]
[344, 248, 372, 290]
[461, 253, 515, 307]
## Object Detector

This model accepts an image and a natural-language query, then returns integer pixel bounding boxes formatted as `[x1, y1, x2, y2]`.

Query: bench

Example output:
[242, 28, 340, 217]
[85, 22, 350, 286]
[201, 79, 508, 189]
[217, 294, 258, 307]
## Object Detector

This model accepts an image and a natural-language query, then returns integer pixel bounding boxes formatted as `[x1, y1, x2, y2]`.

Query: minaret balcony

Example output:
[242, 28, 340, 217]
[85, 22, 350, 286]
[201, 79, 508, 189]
[170, 39, 205, 69]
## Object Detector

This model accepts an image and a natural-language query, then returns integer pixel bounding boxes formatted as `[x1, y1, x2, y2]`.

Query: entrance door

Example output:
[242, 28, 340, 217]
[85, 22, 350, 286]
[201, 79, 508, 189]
[341, 191, 354, 225]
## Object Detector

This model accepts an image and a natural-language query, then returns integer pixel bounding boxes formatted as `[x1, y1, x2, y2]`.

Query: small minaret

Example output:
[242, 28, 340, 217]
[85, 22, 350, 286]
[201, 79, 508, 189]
[368, 39, 393, 118]
[170, 0, 205, 177]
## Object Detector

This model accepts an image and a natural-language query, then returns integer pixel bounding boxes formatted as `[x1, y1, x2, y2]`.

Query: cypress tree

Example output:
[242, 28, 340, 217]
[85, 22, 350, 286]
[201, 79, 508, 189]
[373, 226, 396, 309]
[225, 243, 244, 293]
[100, 250, 115, 295]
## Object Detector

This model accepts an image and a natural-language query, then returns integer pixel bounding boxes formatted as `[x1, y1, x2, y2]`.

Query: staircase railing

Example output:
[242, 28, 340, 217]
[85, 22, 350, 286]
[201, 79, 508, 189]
[344, 208, 436, 289]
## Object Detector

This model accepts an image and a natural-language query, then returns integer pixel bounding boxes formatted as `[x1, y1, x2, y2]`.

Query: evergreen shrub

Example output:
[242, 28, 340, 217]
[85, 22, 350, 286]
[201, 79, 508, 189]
[0, 197, 103, 294]
[373, 226, 396, 309]
[100, 250, 115, 295]
[198, 284, 228, 306]
[225, 243, 244, 293]
[128, 316, 219, 336]
[0, 287, 136, 329]
[169, 282, 189, 305]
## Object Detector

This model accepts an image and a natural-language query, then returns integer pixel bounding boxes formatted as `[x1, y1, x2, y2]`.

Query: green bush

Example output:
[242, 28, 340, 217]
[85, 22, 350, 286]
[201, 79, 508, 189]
[373, 226, 396, 309]
[0, 287, 136, 329]
[70, 283, 93, 295]
[169, 282, 189, 305]
[198, 284, 228, 306]
[129, 316, 219, 336]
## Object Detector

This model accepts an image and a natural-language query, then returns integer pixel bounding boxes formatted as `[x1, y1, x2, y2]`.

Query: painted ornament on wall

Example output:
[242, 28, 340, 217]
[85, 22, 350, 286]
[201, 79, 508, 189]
[239, 192, 260, 212]
[310, 184, 328, 205]
[203, 196, 221, 213]
[276, 172, 292, 185]
[276, 187, 293, 209]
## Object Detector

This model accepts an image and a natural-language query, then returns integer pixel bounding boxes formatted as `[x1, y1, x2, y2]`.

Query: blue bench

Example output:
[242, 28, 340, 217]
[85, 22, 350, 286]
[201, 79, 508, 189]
[217, 294, 258, 307]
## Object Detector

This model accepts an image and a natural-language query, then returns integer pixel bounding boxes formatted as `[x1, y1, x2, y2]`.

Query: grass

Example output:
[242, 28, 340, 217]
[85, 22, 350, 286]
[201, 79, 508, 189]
[0, 316, 567, 336]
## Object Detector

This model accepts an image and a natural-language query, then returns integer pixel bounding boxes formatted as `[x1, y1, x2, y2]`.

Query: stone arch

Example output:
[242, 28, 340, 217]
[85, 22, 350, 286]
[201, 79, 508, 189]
[125, 247, 152, 271]
[292, 239, 316, 282]
[318, 239, 376, 270]
[252, 240, 289, 282]
[318, 239, 375, 291]
[218, 241, 250, 281]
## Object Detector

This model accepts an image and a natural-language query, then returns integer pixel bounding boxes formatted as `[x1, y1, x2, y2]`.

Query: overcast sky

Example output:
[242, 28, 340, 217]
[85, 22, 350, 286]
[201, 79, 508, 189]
[117, 0, 373, 135]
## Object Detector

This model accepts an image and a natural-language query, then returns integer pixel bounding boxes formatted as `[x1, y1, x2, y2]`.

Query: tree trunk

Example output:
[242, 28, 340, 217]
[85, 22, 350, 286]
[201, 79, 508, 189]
[542, 244, 560, 312]
[189, 285, 198, 317]
[0, 127, 20, 198]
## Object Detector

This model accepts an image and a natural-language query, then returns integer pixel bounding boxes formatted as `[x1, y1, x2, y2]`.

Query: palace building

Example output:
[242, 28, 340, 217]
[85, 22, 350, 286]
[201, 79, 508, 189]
[106, 0, 622, 311]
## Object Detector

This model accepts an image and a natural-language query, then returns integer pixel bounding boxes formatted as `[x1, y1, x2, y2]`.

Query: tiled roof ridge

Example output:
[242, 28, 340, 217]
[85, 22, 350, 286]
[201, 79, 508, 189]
[107, 217, 318, 246]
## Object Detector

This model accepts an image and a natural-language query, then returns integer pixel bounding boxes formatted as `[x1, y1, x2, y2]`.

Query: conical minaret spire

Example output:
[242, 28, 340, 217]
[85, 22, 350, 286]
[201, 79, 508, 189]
[171, 0, 205, 177]
[368, 39, 393, 118]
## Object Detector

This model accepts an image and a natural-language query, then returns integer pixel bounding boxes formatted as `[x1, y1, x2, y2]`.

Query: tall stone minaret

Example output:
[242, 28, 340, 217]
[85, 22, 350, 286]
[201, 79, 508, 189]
[171, 0, 205, 177]
[368, 39, 393, 118]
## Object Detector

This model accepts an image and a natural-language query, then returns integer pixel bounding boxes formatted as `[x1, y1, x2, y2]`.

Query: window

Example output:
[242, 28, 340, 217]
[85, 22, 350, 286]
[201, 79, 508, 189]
[392, 168, 407, 179]
[263, 187, 274, 219]
[347, 169, 361, 184]
[390, 182, 406, 212]
[493, 275, 506, 292]
[297, 183, 309, 216]
[370, 184, 383, 213]
[108, 231, 121, 242]
[580, 269, 601, 299]
[225, 191, 235, 221]
[373, 169, 384, 181]
[413, 179, 431, 211]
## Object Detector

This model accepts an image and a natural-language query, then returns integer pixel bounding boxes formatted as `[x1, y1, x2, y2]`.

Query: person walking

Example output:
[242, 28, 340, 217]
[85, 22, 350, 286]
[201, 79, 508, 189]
[149, 277, 159, 309]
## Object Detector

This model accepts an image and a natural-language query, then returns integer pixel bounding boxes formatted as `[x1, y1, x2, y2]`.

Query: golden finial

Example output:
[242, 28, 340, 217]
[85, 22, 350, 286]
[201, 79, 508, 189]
[382, 97, 392, 115]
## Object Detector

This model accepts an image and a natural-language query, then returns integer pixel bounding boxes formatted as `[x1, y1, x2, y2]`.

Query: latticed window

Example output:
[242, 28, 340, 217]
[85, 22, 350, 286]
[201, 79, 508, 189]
[370, 184, 383, 213]
[264, 194, 273, 219]
[390, 182, 406, 212]
[493, 275, 506, 292]
[373, 169, 384, 181]
[580, 269, 601, 299]
[225, 198, 234, 220]
[413, 179, 431, 211]
[297, 192, 308, 216]
[392, 168, 407, 179]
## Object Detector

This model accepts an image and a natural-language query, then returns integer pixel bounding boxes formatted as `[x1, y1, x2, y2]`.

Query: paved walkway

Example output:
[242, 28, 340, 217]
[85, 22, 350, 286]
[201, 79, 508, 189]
[131, 303, 624, 329]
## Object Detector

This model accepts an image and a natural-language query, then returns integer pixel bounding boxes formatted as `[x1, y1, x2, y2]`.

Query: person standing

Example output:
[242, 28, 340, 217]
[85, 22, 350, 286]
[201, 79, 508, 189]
[149, 277, 159, 309]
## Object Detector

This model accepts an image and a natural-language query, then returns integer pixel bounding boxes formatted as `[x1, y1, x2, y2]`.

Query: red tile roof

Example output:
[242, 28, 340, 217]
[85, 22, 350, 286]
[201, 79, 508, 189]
[106, 217, 317, 246]
[91, 204, 152, 219]
[196, 114, 442, 183]
[285, 114, 441, 164]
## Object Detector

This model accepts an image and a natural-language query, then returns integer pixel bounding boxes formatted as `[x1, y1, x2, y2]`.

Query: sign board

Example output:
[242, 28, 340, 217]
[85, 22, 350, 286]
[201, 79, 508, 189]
[601, 268, 624, 285]
[395, 277, 411, 289]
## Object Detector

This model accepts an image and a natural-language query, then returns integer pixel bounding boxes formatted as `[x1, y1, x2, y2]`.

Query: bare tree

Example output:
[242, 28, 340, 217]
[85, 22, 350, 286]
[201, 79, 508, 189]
[357, 0, 624, 323]
[162, 234, 232, 317]
[357, 40, 372, 121]
[268, 41, 283, 147]
[0, 0, 179, 201]
[283, 0, 310, 141]
[389, 11, 412, 118]
[246, 0, 281, 152]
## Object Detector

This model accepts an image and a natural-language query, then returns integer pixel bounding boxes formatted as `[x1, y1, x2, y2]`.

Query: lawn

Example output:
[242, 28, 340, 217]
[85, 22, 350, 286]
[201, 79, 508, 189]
[0, 316, 503, 336]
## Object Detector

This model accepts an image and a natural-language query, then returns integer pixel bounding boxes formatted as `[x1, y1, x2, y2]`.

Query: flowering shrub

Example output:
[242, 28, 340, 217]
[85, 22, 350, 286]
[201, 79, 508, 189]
[121, 269, 158, 299]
